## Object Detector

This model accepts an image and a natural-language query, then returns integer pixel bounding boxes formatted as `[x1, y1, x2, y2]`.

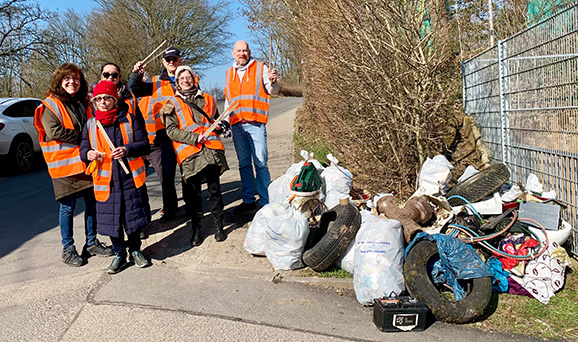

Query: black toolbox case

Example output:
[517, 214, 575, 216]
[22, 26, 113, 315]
[373, 296, 428, 332]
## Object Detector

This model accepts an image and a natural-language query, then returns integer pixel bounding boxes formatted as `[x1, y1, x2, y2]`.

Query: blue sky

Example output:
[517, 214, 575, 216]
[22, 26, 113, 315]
[36, 0, 255, 90]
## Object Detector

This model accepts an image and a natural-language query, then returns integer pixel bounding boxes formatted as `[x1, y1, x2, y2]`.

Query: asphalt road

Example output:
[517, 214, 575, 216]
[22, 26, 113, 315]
[0, 97, 553, 341]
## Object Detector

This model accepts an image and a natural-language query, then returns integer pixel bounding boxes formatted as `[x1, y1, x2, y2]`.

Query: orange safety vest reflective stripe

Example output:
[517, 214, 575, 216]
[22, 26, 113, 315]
[125, 92, 137, 115]
[33, 96, 92, 178]
[137, 76, 176, 144]
[224, 61, 270, 125]
[86, 114, 147, 202]
[171, 94, 224, 165]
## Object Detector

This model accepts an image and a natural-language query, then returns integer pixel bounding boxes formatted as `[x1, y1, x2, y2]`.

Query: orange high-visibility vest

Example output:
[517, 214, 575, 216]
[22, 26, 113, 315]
[138, 76, 176, 144]
[86, 114, 146, 202]
[170, 94, 224, 165]
[125, 92, 137, 115]
[34, 96, 92, 178]
[224, 61, 270, 125]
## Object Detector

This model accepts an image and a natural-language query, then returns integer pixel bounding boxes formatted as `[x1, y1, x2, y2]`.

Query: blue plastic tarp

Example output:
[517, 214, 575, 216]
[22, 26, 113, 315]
[487, 257, 509, 293]
[405, 233, 492, 301]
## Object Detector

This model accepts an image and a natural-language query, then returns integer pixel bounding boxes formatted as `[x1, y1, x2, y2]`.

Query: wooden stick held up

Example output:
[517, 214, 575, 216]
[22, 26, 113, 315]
[96, 120, 130, 175]
[200, 102, 241, 139]
[141, 40, 167, 65]
[142, 48, 170, 67]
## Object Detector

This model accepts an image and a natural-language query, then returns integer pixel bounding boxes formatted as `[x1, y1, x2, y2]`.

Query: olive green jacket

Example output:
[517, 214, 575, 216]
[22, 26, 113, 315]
[160, 91, 228, 183]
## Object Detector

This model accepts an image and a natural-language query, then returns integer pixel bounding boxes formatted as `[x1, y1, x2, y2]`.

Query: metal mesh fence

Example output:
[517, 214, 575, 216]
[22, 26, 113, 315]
[462, 4, 578, 256]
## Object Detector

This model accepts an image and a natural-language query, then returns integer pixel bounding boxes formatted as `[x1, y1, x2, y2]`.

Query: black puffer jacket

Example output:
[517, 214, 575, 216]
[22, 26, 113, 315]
[79, 109, 151, 237]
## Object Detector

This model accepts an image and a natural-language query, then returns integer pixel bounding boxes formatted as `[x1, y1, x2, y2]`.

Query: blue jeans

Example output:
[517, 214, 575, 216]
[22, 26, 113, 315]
[232, 122, 271, 205]
[58, 190, 97, 251]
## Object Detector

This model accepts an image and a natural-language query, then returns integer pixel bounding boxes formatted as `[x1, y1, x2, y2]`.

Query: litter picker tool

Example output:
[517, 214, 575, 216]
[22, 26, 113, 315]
[200, 101, 240, 139]
[141, 40, 168, 66]
[96, 120, 130, 175]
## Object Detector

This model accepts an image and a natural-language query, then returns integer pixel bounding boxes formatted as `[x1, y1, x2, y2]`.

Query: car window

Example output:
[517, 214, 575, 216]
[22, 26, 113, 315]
[3, 100, 41, 118]
[22, 100, 41, 117]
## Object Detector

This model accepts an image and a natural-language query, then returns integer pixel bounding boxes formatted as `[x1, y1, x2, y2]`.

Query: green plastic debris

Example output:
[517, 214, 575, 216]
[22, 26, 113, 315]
[291, 162, 323, 192]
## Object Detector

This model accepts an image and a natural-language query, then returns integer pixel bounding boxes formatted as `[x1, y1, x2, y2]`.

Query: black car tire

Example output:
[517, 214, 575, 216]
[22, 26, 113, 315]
[446, 163, 510, 206]
[303, 202, 361, 272]
[9, 135, 35, 173]
[404, 240, 492, 323]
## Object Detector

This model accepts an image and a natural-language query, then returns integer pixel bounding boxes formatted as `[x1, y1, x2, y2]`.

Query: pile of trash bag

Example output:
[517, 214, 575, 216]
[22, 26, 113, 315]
[245, 153, 574, 323]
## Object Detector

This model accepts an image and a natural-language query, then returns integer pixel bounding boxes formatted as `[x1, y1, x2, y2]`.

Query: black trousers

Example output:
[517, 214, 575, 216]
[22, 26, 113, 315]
[110, 231, 141, 256]
[183, 164, 224, 225]
[146, 138, 178, 213]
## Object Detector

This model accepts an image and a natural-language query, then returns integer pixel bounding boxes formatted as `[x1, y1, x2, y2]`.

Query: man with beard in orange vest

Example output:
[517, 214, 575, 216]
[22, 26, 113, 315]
[224, 40, 279, 215]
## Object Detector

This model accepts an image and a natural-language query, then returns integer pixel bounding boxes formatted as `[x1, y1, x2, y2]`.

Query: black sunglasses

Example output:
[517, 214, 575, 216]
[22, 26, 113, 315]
[102, 72, 119, 79]
[165, 57, 179, 63]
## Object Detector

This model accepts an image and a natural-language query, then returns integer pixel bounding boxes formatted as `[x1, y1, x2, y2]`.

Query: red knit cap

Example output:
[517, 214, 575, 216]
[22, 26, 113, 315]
[93, 80, 118, 100]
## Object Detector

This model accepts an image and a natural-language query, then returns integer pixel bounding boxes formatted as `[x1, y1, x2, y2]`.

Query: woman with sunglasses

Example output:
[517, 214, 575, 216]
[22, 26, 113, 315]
[34, 63, 113, 267]
[160, 66, 229, 246]
[80, 80, 151, 274]
[90, 63, 142, 124]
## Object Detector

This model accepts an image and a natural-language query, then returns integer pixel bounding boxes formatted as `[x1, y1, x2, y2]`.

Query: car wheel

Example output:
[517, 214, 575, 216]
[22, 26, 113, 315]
[10, 136, 34, 173]
[403, 240, 492, 323]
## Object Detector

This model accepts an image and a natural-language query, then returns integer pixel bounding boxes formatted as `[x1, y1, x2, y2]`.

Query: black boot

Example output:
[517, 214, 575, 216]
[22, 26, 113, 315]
[191, 221, 202, 247]
[214, 215, 226, 242]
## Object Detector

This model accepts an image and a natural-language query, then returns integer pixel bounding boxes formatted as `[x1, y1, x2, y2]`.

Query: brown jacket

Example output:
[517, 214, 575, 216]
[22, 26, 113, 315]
[40, 99, 93, 201]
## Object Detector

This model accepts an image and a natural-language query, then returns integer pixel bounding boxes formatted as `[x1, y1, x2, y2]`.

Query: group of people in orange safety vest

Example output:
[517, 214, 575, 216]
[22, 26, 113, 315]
[33, 40, 280, 274]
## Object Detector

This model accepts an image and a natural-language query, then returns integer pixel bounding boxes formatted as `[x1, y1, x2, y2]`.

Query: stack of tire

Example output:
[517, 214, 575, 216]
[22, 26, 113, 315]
[404, 163, 510, 323]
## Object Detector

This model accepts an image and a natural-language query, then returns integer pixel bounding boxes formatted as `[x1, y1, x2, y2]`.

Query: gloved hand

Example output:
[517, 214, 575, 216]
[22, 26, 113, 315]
[218, 120, 231, 138]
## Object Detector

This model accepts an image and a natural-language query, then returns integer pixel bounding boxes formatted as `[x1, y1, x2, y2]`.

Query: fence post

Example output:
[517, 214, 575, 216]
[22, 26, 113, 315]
[461, 62, 467, 114]
[497, 40, 509, 166]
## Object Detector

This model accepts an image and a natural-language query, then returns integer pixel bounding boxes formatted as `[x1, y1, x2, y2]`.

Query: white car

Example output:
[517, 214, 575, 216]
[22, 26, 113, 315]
[0, 98, 43, 173]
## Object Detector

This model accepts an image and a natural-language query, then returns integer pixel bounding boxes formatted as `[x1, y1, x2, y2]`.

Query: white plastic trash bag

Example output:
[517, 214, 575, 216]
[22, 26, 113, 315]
[324, 190, 350, 210]
[244, 203, 280, 255]
[285, 150, 325, 177]
[264, 203, 310, 270]
[268, 174, 293, 204]
[336, 210, 374, 274]
[457, 165, 479, 184]
[353, 217, 405, 305]
[321, 153, 353, 195]
[417, 155, 454, 195]
[321, 154, 352, 209]
[525, 173, 544, 194]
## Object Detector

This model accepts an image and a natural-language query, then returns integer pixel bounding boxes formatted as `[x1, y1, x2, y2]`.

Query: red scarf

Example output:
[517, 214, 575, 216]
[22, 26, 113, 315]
[95, 108, 119, 126]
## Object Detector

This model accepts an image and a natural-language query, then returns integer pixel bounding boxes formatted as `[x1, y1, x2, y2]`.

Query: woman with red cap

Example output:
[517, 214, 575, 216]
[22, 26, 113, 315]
[80, 80, 151, 274]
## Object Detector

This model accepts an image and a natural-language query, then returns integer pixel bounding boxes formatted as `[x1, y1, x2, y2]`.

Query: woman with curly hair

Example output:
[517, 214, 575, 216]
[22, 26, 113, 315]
[34, 63, 112, 267]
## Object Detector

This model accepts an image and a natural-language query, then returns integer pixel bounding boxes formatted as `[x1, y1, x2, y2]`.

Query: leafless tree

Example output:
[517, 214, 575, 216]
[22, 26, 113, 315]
[0, 0, 48, 96]
[89, 0, 232, 77]
[205, 83, 226, 101]
[241, 0, 301, 85]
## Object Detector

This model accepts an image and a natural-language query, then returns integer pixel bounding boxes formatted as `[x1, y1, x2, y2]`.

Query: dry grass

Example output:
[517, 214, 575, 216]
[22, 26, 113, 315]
[471, 259, 578, 340]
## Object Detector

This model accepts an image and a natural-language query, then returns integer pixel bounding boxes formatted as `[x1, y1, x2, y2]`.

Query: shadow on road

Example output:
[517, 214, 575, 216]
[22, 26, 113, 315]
[0, 168, 62, 258]
[141, 178, 255, 261]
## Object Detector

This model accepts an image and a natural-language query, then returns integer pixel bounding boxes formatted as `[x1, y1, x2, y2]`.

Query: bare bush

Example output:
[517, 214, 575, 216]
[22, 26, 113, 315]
[278, 81, 303, 97]
[241, 0, 572, 196]
[276, 0, 462, 196]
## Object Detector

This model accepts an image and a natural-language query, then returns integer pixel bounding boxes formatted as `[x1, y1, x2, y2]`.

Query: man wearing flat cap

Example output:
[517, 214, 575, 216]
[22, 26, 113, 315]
[128, 47, 184, 222]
